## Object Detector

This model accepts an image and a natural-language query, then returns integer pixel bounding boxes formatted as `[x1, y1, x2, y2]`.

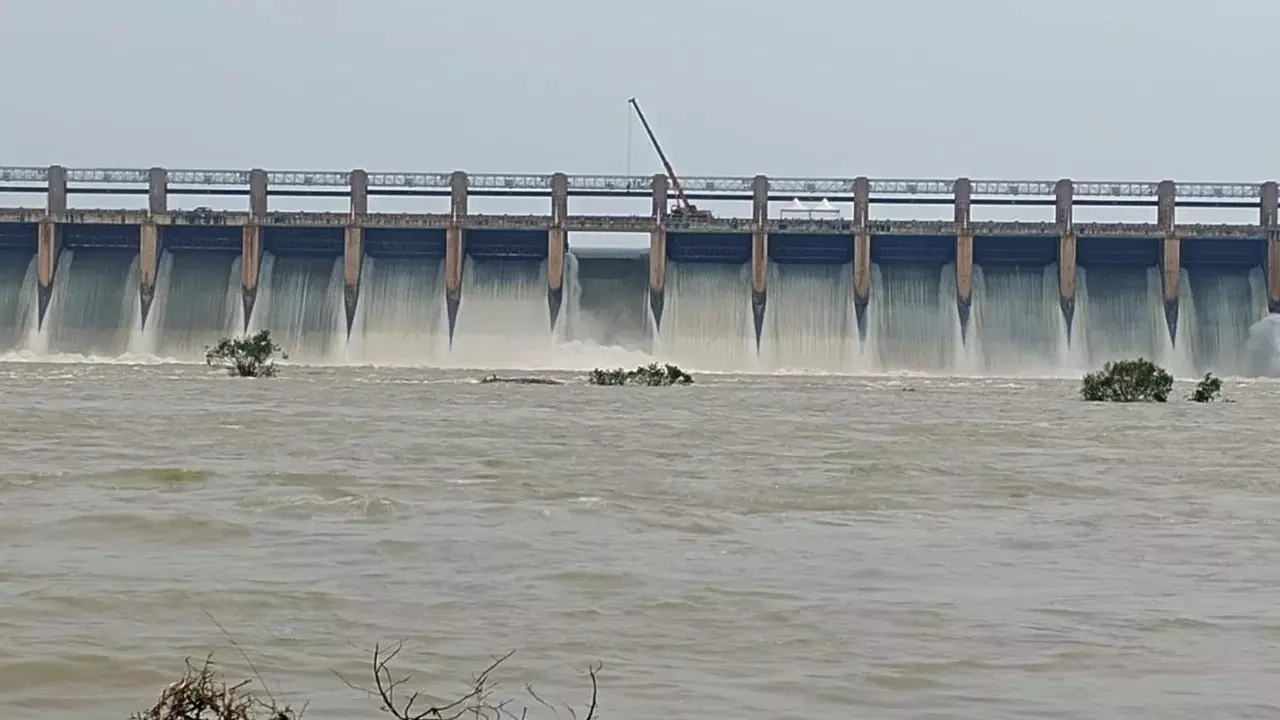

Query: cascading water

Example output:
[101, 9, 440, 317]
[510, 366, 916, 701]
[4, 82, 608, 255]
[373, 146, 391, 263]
[969, 264, 1072, 376]
[1179, 266, 1268, 377]
[346, 256, 448, 365]
[142, 250, 242, 360]
[448, 259, 553, 368]
[1244, 312, 1280, 377]
[4, 242, 1274, 377]
[567, 253, 651, 351]
[42, 249, 142, 357]
[0, 251, 37, 353]
[554, 251, 582, 345]
[654, 262, 756, 372]
[1075, 266, 1175, 371]
[248, 253, 345, 363]
[758, 263, 858, 373]
[864, 263, 965, 373]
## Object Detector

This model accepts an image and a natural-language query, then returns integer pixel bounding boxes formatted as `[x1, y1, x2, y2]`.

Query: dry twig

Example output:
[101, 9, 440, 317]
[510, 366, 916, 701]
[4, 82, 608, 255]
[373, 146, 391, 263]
[131, 654, 301, 720]
[333, 642, 600, 720]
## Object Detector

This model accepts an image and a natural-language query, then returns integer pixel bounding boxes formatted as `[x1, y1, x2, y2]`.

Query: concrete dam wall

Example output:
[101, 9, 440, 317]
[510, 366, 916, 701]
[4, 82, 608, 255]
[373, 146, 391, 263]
[2, 166, 1279, 375]
[0, 234, 1273, 376]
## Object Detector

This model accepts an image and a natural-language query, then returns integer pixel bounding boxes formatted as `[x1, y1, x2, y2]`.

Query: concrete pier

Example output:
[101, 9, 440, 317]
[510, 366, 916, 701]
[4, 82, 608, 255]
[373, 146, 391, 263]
[139, 167, 166, 327]
[343, 169, 367, 334]
[36, 219, 60, 327]
[1055, 179, 1076, 337]
[241, 169, 267, 329]
[1157, 180, 1179, 341]
[548, 172, 568, 330]
[445, 171, 468, 343]
[954, 178, 973, 341]
[139, 220, 160, 325]
[1265, 181, 1280, 314]
[649, 174, 668, 329]
[751, 175, 768, 347]
[36, 164, 67, 327]
[852, 176, 870, 340]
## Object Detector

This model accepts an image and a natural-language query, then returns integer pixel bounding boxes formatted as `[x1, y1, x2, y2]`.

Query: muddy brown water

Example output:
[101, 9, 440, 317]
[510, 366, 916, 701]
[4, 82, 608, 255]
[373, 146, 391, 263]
[2, 363, 1279, 719]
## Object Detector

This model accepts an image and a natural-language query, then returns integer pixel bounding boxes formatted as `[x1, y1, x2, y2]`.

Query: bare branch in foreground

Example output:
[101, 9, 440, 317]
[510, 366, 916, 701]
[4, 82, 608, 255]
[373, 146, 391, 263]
[131, 653, 303, 720]
[332, 642, 600, 720]
[136, 637, 600, 720]
[520, 662, 599, 720]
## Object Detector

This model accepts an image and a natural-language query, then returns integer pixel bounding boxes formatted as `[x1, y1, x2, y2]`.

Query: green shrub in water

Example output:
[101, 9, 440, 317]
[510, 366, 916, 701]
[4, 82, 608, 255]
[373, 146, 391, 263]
[1080, 358, 1173, 402]
[1189, 372, 1223, 403]
[588, 362, 693, 386]
[205, 330, 286, 378]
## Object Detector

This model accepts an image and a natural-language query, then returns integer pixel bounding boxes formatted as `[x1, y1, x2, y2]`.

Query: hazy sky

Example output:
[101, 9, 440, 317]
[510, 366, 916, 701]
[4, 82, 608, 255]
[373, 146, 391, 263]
[1, 0, 1276, 223]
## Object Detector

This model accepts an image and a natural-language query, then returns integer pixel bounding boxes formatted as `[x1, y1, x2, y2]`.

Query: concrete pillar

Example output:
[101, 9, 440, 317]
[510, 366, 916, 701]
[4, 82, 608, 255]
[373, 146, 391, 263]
[349, 168, 368, 217]
[343, 169, 368, 336]
[139, 221, 161, 329]
[751, 174, 769, 349]
[1157, 180, 1179, 342]
[954, 178, 973, 341]
[148, 167, 167, 214]
[343, 224, 364, 337]
[37, 165, 67, 328]
[1055, 179, 1076, 338]
[140, 167, 167, 329]
[649, 173, 669, 329]
[249, 168, 268, 216]
[241, 225, 261, 331]
[36, 219, 60, 329]
[1262, 181, 1280, 314]
[548, 172, 568, 331]
[853, 176, 871, 341]
[240, 168, 269, 330]
[445, 170, 468, 344]
[47, 164, 67, 214]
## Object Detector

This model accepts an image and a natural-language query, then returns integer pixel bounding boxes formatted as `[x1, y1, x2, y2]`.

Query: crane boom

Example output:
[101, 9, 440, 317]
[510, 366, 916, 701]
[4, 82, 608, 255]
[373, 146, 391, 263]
[628, 97, 708, 218]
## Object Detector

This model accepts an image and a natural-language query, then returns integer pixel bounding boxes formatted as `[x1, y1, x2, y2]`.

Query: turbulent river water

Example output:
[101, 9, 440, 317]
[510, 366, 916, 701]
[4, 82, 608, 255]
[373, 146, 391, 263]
[2, 363, 1279, 719]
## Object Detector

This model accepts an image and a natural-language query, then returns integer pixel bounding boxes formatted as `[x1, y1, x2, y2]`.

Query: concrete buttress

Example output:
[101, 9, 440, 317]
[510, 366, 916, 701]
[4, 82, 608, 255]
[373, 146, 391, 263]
[1055, 179, 1076, 338]
[139, 167, 167, 329]
[445, 171, 468, 345]
[1157, 180, 1179, 342]
[241, 168, 267, 330]
[36, 164, 67, 328]
[139, 221, 161, 328]
[954, 178, 973, 341]
[241, 225, 261, 331]
[852, 176, 870, 341]
[548, 172, 568, 331]
[751, 175, 768, 349]
[36, 220, 60, 329]
[648, 174, 668, 329]
[343, 169, 368, 336]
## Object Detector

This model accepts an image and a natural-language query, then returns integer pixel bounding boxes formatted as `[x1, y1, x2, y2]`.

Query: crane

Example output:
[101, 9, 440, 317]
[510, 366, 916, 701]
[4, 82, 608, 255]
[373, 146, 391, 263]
[628, 97, 712, 220]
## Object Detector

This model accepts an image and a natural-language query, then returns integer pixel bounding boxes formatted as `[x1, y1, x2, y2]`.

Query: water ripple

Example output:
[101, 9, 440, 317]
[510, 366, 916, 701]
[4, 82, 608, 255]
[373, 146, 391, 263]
[2, 364, 1280, 719]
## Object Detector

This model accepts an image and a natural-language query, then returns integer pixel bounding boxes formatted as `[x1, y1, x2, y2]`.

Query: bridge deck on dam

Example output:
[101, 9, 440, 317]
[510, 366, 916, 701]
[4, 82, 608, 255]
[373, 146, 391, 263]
[0, 208, 1269, 240]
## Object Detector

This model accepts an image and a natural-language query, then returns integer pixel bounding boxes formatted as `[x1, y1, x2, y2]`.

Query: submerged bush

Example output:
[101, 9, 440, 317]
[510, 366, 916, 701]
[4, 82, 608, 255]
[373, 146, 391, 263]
[205, 330, 286, 378]
[132, 654, 300, 720]
[1189, 372, 1223, 403]
[589, 362, 693, 386]
[1080, 358, 1173, 402]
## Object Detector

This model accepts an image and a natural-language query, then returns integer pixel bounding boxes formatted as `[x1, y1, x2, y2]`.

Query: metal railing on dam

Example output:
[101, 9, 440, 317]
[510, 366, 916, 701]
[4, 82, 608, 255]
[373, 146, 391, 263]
[2, 164, 1279, 359]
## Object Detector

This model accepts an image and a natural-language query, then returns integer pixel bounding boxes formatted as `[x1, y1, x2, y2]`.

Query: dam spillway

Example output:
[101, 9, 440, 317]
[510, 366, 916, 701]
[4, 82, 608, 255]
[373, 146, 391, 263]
[1, 165, 1279, 376]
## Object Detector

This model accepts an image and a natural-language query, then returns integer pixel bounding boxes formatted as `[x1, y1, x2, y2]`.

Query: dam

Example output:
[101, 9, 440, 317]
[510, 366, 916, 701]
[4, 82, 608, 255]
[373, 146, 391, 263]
[1, 165, 1278, 375]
